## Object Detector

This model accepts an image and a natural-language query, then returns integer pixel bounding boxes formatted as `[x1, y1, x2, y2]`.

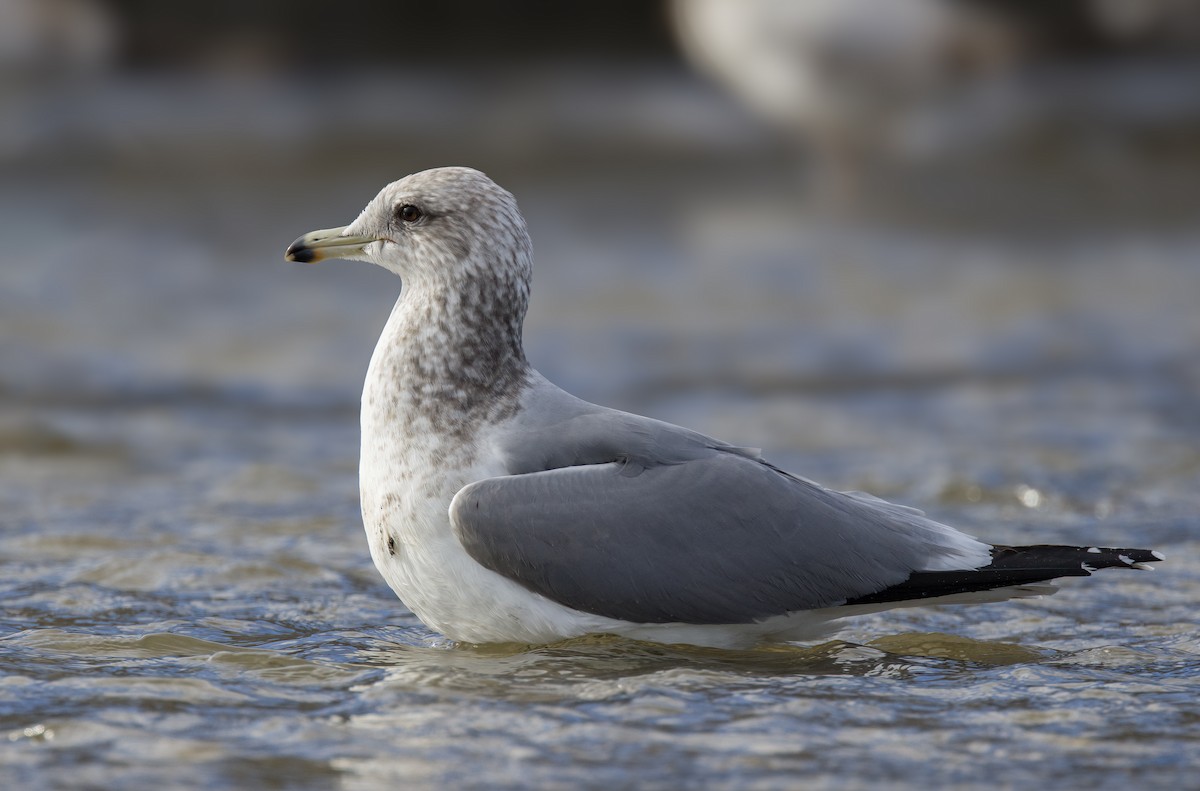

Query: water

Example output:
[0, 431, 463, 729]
[2, 70, 1199, 790]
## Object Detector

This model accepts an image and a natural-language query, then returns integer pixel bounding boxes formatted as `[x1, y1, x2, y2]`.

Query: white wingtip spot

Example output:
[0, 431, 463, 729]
[1119, 554, 1134, 566]
[1086, 547, 1101, 553]
[1152, 550, 1166, 561]
[1131, 563, 1155, 571]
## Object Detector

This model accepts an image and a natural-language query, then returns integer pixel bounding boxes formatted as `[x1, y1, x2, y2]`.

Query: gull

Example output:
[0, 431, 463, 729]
[285, 166, 1163, 648]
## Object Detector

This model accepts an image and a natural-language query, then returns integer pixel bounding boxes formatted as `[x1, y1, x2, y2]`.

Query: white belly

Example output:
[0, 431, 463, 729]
[358, 414, 617, 645]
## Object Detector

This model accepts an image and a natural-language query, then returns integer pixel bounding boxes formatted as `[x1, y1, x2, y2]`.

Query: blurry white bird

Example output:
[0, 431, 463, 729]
[670, 0, 1200, 203]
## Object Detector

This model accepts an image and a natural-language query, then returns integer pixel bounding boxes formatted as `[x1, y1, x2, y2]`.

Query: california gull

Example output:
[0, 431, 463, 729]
[284, 166, 1163, 648]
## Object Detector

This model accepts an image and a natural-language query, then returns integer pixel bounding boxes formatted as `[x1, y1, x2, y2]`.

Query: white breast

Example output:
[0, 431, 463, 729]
[357, 384, 618, 644]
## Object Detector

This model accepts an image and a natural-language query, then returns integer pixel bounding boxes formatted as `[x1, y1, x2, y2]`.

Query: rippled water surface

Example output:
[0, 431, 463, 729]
[3, 74, 1199, 790]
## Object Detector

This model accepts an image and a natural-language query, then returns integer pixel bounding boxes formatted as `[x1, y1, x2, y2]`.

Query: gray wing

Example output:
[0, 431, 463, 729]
[450, 446, 989, 625]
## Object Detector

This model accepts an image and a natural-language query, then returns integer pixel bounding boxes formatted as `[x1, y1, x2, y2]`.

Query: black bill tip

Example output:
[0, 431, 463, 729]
[285, 242, 315, 263]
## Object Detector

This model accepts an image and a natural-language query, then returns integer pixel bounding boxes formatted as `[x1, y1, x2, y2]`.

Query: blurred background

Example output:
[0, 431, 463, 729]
[2, 0, 1198, 408]
[2, 2, 1199, 788]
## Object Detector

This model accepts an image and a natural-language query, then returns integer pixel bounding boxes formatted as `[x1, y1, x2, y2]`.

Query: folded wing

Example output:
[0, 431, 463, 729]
[450, 450, 991, 624]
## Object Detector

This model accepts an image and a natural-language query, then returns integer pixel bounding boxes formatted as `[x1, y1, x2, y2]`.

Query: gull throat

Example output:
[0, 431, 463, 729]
[365, 248, 532, 446]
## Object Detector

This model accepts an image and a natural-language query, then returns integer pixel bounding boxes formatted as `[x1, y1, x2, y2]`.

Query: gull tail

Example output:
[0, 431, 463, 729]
[844, 544, 1166, 606]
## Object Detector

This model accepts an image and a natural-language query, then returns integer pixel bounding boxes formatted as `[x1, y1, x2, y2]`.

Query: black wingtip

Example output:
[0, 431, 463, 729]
[844, 543, 1164, 607]
[991, 544, 1165, 574]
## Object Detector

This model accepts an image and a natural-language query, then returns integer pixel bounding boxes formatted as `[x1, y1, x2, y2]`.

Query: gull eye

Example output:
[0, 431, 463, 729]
[397, 204, 423, 223]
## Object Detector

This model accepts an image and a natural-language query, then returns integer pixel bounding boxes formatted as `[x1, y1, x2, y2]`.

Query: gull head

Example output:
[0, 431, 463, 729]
[284, 167, 532, 290]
